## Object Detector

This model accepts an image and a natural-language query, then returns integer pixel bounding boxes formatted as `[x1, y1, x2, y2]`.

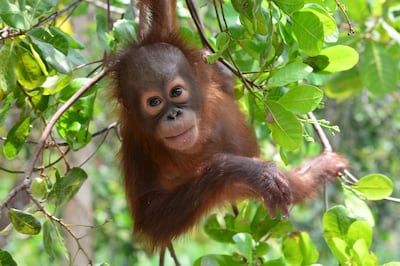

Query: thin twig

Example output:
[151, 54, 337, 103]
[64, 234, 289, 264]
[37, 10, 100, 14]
[25, 71, 106, 186]
[79, 122, 118, 167]
[185, 0, 264, 105]
[307, 112, 333, 210]
[0, 70, 106, 210]
[0, 121, 118, 175]
[28, 193, 93, 265]
[334, 0, 355, 35]
[0, 148, 71, 174]
[185, 0, 243, 79]
[0, 0, 84, 40]
[307, 112, 332, 152]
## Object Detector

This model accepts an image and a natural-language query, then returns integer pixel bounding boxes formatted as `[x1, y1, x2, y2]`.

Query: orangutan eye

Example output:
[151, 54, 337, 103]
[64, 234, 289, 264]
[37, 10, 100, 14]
[170, 87, 183, 98]
[148, 97, 162, 107]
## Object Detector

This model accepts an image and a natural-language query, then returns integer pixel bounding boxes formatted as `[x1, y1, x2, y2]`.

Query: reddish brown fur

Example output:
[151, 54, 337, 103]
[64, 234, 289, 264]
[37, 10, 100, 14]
[111, 0, 348, 251]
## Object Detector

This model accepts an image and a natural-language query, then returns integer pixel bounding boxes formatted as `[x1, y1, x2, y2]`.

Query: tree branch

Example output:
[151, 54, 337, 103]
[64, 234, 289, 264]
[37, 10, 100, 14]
[307, 112, 333, 152]
[0, 70, 106, 211]
[25, 70, 106, 185]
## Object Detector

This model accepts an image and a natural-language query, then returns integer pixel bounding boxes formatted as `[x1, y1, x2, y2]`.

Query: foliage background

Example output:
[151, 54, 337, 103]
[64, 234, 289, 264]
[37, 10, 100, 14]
[0, 0, 399, 265]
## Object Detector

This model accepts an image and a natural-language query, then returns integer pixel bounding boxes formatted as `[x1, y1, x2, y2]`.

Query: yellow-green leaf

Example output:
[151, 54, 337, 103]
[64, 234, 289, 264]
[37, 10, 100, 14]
[15, 47, 46, 89]
[351, 174, 393, 200]
[3, 116, 31, 160]
[8, 208, 41, 235]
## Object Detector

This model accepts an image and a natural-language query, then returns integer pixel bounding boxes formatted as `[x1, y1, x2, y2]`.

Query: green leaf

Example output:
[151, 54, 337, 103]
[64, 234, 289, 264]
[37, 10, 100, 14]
[8, 208, 41, 235]
[250, 202, 285, 240]
[302, 5, 337, 37]
[325, 69, 363, 101]
[31, 39, 72, 74]
[231, 0, 267, 35]
[0, 249, 17, 266]
[113, 19, 137, 46]
[216, 32, 230, 51]
[26, 0, 57, 18]
[266, 100, 303, 151]
[299, 232, 319, 265]
[267, 62, 312, 87]
[326, 237, 350, 264]
[282, 232, 318, 266]
[31, 92, 50, 113]
[360, 41, 398, 96]
[347, 221, 372, 249]
[351, 174, 393, 200]
[250, 4, 268, 35]
[194, 254, 244, 266]
[319, 45, 359, 73]
[303, 55, 329, 72]
[43, 221, 57, 258]
[0, 1, 30, 30]
[44, 74, 73, 95]
[53, 167, 88, 207]
[0, 93, 14, 126]
[282, 233, 303, 265]
[323, 205, 354, 240]
[382, 262, 400, 266]
[351, 239, 379, 266]
[205, 53, 220, 64]
[292, 11, 324, 56]
[58, 78, 93, 101]
[204, 214, 236, 243]
[232, 233, 254, 263]
[278, 84, 323, 114]
[273, 0, 304, 14]
[234, 201, 255, 233]
[242, 36, 269, 60]
[29, 27, 70, 55]
[264, 257, 286, 266]
[0, 45, 16, 95]
[29, 43, 48, 76]
[246, 91, 267, 123]
[56, 78, 95, 149]
[43, 221, 69, 260]
[343, 189, 375, 226]
[15, 47, 46, 89]
[255, 242, 270, 257]
[3, 116, 31, 160]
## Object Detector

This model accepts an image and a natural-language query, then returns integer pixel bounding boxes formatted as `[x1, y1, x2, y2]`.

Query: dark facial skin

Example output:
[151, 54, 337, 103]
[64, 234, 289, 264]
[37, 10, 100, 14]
[140, 76, 199, 151]
[116, 43, 202, 151]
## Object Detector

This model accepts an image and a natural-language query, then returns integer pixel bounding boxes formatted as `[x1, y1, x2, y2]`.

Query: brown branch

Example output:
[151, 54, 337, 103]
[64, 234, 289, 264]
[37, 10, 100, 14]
[334, 0, 355, 35]
[185, 0, 264, 101]
[0, 70, 106, 210]
[28, 192, 93, 265]
[185, 0, 236, 76]
[0, 121, 118, 174]
[78, 121, 119, 167]
[307, 112, 333, 152]
[25, 70, 106, 185]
